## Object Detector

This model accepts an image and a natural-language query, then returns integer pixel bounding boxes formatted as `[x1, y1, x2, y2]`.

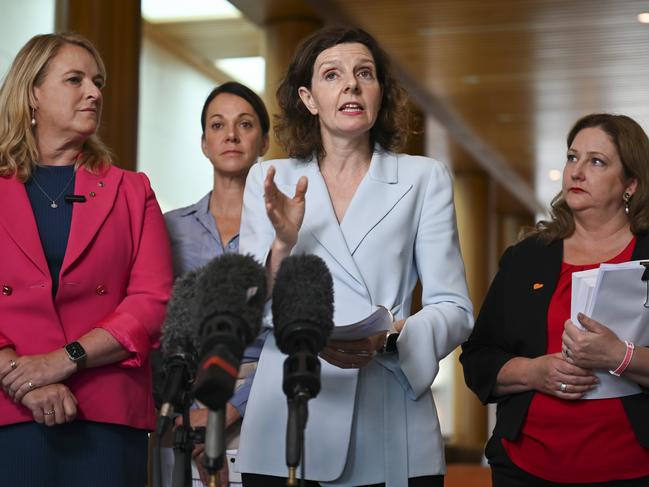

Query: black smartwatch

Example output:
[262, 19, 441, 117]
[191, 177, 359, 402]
[65, 341, 87, 368]
[380, 332, 400, 354]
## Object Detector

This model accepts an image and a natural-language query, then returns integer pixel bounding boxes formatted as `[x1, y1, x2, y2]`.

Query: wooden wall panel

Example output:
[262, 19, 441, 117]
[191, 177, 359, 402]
[56, 0, 141, 170]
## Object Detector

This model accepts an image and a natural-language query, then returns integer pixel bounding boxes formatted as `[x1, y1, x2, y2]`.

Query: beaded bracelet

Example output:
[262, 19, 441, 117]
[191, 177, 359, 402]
[609, 340, 635, 376]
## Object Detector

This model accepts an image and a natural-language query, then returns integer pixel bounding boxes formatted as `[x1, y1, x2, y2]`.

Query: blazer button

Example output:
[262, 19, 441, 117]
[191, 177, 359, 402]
[95, 285, 106, 295]
[2, 285, 12, 296]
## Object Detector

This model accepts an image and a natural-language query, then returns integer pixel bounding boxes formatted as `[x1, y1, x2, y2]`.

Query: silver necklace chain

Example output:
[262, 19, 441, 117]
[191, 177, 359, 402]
[31, 170, 75, 209]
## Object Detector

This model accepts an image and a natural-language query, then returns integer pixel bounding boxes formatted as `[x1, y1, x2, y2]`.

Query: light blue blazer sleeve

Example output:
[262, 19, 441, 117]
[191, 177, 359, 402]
[374, 159, 474, 399]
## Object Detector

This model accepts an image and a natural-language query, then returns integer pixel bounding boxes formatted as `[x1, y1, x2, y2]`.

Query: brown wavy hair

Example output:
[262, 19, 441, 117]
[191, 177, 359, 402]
[0, 33, 112, 182]
[527, 113, 649, 242]
[275, 26, 411, 161]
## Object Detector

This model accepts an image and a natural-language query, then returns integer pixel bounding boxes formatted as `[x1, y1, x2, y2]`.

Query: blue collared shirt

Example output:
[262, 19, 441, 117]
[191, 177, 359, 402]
[164, 192, 267, 415]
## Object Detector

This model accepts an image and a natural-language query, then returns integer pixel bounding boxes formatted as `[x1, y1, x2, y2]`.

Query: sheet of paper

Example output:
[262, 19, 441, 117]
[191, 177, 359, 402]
[331, 306, 393, 341]
[571, 260, 649, 399]
[570, 268, 598, 328]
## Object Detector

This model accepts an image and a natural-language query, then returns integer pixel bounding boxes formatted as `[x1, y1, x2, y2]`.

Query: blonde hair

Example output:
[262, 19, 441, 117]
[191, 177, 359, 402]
[0, 33, 112, 181]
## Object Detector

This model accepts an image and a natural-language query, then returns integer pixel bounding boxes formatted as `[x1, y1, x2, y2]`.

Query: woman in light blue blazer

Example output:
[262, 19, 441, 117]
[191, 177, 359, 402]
[237, 27, 473, 487]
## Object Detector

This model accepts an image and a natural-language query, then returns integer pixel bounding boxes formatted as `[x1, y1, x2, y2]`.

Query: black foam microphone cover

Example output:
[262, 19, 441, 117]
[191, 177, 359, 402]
[192, 253, 267, 410]
[156, 268, 202, 435]
[272, 254, 334, 356]
[161, 268, 203, 365]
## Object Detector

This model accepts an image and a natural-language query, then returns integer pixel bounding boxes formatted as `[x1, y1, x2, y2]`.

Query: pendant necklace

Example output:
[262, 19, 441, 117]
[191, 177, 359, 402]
[31, 169, 76, 209]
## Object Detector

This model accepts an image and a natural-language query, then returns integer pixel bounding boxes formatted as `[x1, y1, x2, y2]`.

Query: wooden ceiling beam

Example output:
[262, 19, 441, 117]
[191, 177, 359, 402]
[143, 21, 233, 84]
[228, 0, 319, 25]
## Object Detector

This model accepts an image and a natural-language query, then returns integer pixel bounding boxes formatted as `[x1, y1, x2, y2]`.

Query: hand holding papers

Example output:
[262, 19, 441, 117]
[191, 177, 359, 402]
[570, 260, 649, 399]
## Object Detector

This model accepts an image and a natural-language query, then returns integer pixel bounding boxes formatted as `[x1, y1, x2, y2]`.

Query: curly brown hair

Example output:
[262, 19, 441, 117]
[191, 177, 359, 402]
[526, 113, 649, 242]
[275, 26, 411, 161]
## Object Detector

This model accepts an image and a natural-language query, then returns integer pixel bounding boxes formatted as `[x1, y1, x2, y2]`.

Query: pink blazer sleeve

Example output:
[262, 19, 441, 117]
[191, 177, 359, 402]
[96, 172, 173, 367]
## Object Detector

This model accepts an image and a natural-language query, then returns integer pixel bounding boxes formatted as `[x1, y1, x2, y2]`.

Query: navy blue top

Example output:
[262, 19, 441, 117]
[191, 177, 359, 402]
[25, 165, 75, 296]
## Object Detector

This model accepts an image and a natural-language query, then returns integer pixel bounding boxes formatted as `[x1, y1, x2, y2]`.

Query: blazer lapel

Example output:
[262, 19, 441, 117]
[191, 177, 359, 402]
[0, 175, 49, 276]
[60, 166, 122, 274]
[297, 162, 366, 287]
[527, 238, 563, 355]
[341, 150, 412, 255]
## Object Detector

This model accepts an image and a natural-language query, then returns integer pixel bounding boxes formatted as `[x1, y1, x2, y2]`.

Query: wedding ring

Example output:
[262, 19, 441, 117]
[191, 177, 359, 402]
[27, 381, 34, 390]
[560, 382, 568, 393]
[564, 348, 571, 358]
[43, 409, 55, 416]
[9, 360, 17, 370]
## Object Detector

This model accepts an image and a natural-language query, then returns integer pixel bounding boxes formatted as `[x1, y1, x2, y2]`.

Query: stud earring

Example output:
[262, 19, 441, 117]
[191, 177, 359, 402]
[623, 192, 632, 215]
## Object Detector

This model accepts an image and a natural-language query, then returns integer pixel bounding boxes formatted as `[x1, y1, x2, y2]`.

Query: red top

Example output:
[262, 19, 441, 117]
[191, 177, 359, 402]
[503, 237, 649, 482]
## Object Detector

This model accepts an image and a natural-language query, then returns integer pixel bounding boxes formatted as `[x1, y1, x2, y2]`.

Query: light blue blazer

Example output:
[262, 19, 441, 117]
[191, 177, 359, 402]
[237, 150, 474, 486]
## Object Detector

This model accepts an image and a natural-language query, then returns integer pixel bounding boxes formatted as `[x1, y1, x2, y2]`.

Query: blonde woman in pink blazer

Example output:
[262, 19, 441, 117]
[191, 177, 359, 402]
[0, 33, 173, 487]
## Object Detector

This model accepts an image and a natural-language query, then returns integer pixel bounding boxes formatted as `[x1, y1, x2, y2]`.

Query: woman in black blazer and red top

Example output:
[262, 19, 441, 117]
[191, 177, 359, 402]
[461, 113, 649, 486]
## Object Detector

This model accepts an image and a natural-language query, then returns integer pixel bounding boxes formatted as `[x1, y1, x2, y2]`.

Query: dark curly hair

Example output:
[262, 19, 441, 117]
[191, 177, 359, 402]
[275, 26, 411, 161]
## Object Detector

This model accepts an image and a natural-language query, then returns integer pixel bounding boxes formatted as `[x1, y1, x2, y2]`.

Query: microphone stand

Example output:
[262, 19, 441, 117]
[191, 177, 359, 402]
[286, 389, 309, 487]
[283, 351, 320, 487]
[203, 408, 226, 487]
[170, 385, 206, 487]
[171, 399, 194, 487]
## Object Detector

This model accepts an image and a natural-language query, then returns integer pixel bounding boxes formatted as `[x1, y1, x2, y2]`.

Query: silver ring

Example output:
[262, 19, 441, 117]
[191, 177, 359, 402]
[564, 348, 571, 358]
[9, 360, 17, 370]
[43, 409, 55, 416]
[560, 382, 568, 393]
[27, 381, 34, 390]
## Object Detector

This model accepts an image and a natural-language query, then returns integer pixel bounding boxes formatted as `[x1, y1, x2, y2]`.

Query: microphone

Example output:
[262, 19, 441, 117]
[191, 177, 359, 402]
[272, 254, 334, 484]
[192, 253, 267, 408]
[156, 268, 202, 436]
[192, 253, 267, 477]
[64, 194, 86, 203]
[273, 254, 334, 396]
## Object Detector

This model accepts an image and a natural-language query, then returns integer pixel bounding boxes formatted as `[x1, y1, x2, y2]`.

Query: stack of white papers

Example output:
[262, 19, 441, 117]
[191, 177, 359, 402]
[331, 306, 393, 341]
[570, 260, 649, 399]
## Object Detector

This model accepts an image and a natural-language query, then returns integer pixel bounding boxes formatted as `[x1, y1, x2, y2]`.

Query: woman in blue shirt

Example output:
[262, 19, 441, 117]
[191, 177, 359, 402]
[163, 82, 270, 486]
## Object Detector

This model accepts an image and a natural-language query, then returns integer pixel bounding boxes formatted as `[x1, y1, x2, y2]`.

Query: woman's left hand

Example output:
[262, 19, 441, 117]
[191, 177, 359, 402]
[21, 383, 78, 426]
[1, 350, 75, 402]
[562, 313, 626, 370]
[320, 331, 387, 369]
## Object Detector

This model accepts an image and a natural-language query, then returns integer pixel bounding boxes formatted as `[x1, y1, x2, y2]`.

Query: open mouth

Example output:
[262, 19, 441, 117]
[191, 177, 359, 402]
[339, 102, 364, 113]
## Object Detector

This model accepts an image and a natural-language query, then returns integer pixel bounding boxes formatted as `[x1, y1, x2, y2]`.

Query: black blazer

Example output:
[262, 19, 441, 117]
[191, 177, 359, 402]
[460, 233, 649, 449]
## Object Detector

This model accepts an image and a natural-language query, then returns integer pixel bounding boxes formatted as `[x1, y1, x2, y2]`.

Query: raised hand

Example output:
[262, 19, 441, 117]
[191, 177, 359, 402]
[264, 165, 308, 251]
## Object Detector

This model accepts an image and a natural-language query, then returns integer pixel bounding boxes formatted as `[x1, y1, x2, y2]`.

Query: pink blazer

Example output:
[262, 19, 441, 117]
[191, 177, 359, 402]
[0, 165, 173, 430]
